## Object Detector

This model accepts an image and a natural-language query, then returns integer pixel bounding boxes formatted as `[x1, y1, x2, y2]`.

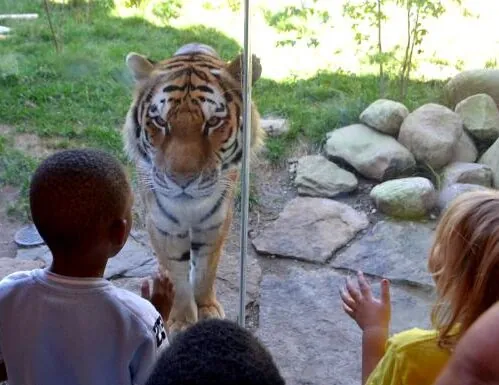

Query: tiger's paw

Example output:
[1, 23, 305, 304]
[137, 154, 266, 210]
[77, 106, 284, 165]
[198, 301, 225, 320]
[167, 319, 195, 339]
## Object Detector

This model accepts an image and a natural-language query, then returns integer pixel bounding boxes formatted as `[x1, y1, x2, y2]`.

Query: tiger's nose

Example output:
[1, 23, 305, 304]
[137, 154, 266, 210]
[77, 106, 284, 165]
[168, 172, 198, 188]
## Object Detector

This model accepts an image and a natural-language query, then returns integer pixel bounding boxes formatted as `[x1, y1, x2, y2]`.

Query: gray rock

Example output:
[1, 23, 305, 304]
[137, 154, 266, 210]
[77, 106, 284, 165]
[398, 103, 463, 169]
[295, 155, 358, 198]
[438, 183, 490, 212]
[16, 245, 52, 265]
[332, 220, 436, 287]
[252, 197, 369, 263]
[122, 258, 158, 278]
[370, 177, 437, 219]
[0, 258, 45, 280]
[105, 236, 155, 279]
[441, 162, 493, 187]
[359, 99, 409, 136]
[111, 277, 144, 296]
[257, 268, 433, 385]
[216, 252, 261, 321]
[455, 93, 499, 142]
[0, 26, 11, 35]
[260, 118, 290, 137]
[325, 124, 416, 181]
[444, 69, 499, 109]
[450, 131, 478, 163]
[479, 138, 499, 187]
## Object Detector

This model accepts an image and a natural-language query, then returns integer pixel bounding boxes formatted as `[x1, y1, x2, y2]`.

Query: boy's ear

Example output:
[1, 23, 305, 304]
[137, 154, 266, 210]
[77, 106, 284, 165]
[126, 52, 155, 82]
[109, 218, 128, 248]
[227, 53, 262, 85]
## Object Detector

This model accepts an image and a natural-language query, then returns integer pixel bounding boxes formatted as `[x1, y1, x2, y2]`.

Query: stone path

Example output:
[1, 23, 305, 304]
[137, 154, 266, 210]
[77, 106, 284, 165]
[4, 204, 437, 385]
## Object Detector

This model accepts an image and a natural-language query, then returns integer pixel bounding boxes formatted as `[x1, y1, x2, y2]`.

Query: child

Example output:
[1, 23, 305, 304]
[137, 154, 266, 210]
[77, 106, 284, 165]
[435, 300, 499, 385]
[145, 319, 286, 385]
[340, 189, 499, 385]
[0, 148, 175, 385]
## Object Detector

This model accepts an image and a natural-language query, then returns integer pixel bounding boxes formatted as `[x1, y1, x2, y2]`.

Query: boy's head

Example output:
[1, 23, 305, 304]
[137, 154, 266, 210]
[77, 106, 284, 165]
[146, 319, 285, 385]
[29, 148, 133, 258]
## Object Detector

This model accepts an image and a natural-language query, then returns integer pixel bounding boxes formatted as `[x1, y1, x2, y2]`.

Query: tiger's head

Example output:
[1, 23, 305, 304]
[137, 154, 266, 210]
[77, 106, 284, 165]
[123, 43, 264, 200]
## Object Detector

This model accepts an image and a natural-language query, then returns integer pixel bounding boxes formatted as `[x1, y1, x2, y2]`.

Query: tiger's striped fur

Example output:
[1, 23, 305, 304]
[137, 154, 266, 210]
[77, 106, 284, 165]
[123, 43, 264, 336]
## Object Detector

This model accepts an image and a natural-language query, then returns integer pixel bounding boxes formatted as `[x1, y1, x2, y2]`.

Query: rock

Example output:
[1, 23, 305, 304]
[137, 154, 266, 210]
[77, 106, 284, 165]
[445, 69, 499, 109]
[0, 26, 10, 35]
[0, 258, 45, 281]
[455, 94, 499, 142]
[260, 118, 290, 137]
[479, 138, 499, 187]
[441, 162, 493, 187]
[332, 220, 435, 287]
[370, 177, 437, 219]
[216, 252, 261, 321]
[294, 155, 358, 198]
[104, 236, 155, 279]
[252, 197, 369, 263]
[398, 104, 463, 170]
[111, 277, 144, 296]
[257, 267, 433, 385]
[16, 245, 52, 265]
[325, 124, 416, 181]
[450, 131, 478, 163]
[359, 99, 409, 136]
[438, 183, 490, 212]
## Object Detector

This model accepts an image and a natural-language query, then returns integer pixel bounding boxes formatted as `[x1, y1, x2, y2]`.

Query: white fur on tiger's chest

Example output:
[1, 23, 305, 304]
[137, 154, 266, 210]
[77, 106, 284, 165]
[145, 182, 230, 235]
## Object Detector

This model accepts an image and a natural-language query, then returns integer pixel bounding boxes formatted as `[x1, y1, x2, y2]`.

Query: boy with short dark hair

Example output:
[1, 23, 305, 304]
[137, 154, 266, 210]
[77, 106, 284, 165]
[0, 148, 174, 385]
[145, 319, 286, 385]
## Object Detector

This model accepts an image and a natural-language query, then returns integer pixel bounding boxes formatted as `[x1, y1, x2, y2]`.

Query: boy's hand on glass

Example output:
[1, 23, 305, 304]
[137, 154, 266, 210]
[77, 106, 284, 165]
[340, 271, 391, 332]
[141, 270, 175, 321]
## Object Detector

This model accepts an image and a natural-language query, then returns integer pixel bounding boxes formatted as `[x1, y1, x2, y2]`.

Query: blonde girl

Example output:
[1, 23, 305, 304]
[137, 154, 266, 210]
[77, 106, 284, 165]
[340, 190, 499, 385]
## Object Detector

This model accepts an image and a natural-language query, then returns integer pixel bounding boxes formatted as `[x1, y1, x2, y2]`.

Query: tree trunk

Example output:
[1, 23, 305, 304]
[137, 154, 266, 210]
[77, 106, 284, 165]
[377, 0, 385, 97]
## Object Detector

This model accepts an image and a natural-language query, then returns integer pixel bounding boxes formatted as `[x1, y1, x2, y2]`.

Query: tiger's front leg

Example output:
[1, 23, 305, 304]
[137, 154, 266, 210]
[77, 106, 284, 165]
[146, 218, 198, 337]
[190, 191, 235, 321]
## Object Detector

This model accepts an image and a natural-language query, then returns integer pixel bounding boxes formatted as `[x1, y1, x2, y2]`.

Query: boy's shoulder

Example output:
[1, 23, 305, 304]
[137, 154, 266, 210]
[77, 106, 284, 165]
[0, 269, 38, 291]
[109, 284, 167, 347]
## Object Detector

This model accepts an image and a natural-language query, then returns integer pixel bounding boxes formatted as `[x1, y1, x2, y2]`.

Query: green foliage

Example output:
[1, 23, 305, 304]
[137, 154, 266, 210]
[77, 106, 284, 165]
[152, 0, 183, 22]
[263, 0, 330, 48]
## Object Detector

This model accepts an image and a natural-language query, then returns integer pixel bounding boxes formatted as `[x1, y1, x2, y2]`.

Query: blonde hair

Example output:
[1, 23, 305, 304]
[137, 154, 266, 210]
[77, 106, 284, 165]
[429, 189, 499, 349]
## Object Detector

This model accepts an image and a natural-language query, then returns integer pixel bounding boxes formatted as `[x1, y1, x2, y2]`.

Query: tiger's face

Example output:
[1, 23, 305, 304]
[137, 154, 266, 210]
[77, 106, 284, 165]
[124, 44, 262, 200]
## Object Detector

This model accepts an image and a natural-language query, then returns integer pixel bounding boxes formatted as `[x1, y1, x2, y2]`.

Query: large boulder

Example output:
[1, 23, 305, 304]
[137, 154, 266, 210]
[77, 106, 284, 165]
[455, 93, 499, 142]
[252, 197, 369, 263]
[479, 138, 499, 187]
[359, 99, 409, 136]
[438, 183, 490, 212]
[294, 155, 358, 198]
[370, 177, 437, 219]
[441, 162, 493, 188]
[398, 103, 463, 170]
[445, 69, 499, 109]
[325, 124, 415, 181]
[450, 131, 478, 163]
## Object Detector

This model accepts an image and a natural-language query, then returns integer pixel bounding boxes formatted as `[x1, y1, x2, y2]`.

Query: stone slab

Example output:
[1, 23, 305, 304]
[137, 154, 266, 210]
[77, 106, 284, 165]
[0, 257, 45, 280]
[257, 268, 433, 385]
[332, 220, 436, 287]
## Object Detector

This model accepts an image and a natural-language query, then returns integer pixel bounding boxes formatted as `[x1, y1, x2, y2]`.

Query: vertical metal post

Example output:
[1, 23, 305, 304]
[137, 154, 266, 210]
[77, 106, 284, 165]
[238, 0, 252, 328]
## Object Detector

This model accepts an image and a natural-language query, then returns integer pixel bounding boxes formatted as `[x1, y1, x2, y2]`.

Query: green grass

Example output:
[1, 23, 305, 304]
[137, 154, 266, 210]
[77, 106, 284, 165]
[0, 0, 445, 221]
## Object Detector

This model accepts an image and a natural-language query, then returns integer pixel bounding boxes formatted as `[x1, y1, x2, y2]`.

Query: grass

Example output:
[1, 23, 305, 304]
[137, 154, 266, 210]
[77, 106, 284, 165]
[0, 0, 445, 221]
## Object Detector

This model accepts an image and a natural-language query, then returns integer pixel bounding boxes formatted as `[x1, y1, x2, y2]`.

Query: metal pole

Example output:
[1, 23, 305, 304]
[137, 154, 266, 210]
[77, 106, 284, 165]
[238, 0, 252, 328]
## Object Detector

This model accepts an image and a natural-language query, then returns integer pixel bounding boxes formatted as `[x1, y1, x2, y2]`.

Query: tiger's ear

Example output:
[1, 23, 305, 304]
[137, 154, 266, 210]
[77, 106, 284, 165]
[227, 53, 262, 85]
[126, 52, 154, 82]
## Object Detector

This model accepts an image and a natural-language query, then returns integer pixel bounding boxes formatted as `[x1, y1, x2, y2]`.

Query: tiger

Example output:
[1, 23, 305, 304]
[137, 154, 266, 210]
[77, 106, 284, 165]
[122, 43, 264, 337]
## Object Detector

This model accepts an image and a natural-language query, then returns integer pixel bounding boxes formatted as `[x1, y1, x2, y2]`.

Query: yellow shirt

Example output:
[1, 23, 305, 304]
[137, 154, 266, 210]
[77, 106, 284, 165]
[366, 328, 452, 385]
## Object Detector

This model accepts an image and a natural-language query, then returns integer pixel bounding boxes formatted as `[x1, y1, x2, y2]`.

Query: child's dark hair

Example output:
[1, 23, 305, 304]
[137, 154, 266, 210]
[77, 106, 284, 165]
[29, 148, 131, 253]
[146, 319, 285, 385]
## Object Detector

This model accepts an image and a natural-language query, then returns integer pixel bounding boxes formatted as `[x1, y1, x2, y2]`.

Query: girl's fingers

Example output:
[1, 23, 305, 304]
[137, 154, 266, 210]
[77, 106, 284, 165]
[357, 271, 372, 299]
[380, 279, 391, 304]
[339, 287, 357, 309]
[342, 303, 355, 318]
[345, 276, 361, 302]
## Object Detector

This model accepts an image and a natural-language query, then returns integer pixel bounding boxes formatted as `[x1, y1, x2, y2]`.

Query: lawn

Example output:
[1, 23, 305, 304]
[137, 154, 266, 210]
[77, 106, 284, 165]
[0, 0, 444, 221]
